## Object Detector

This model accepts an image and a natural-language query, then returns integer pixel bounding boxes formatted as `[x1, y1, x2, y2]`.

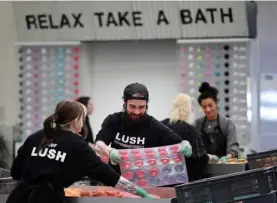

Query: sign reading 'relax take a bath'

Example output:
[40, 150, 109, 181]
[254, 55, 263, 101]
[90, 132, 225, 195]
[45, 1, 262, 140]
[13, 1, 256, 41]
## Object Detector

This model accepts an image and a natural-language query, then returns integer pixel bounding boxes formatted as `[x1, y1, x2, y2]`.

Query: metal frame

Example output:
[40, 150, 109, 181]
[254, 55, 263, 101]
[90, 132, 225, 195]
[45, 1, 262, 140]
[176, 38, 251, 44]
[14, 41, 81, 46]
[0, 195, 173, 203]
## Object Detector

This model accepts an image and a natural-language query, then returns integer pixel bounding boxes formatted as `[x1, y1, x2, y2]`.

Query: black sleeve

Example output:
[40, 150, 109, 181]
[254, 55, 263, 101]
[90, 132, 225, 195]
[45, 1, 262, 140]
[161, 120, 209, 159]
[95, 114, 118, 145]
[185, 126, 209, 180]
[85, 125, 94, 144]
[160, 119, 169, 125]
[74, 142, 120, 186]
[169, 124, 206, 181]
[158, 120, 209, 181]
[186, 155, 209, 181]
[11, 136, 32, 180]
[86, 117, 94, 144]
[85, 133, 94, 144]
[187, 125, 208, 158]
[153, 119, 183, 146]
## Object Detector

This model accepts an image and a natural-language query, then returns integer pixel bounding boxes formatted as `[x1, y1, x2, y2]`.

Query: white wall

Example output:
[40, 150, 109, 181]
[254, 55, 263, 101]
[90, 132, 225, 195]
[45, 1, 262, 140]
[80, 41, 179, 135]
[0, 2, 18, 125]
[255, 1, 277, 151]
[0, 2, 19, 167]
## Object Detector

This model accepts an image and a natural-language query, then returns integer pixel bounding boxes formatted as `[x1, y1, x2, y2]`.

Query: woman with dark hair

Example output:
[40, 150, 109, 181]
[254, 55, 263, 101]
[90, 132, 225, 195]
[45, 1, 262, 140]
[195, 82, 239, 162]
[77, 96, 94, 144]
[7, 101, 155, 203]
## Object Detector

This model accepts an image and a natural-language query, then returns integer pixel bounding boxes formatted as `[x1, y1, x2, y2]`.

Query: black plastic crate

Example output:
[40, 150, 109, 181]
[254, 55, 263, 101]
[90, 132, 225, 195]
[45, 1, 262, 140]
[247, 150, 277, 169]
[175, 167, 277, 203]
[243, 191, 276, 203]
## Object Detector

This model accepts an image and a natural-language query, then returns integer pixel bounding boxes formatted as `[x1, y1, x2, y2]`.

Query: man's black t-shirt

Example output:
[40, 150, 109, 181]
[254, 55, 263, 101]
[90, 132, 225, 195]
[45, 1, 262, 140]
[95, 112, 183, 173]
[11, 129, 120, 189]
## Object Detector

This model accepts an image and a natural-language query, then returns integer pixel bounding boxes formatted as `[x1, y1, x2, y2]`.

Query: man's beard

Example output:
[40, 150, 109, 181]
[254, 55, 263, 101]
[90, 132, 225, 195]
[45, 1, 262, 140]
[122, 111, 148, 127]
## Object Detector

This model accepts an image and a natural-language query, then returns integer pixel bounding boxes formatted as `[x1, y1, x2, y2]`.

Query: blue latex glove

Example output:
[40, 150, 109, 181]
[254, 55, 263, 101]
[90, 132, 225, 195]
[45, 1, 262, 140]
[219, 156, 228, 163]
[208, 154, 220, 162]
[178, 140, 192, 157]
[109, 148, 121, 165]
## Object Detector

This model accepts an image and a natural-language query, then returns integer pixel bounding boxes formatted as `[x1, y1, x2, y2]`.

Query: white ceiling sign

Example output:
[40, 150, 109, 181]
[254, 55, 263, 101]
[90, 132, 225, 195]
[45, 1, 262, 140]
[13, 1, 255, 41]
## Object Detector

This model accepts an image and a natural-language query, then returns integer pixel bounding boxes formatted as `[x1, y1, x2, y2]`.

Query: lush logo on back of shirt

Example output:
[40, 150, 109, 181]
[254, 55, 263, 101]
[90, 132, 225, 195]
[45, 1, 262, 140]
[114, 133, 145, 149]
[31, 143, 67, 162]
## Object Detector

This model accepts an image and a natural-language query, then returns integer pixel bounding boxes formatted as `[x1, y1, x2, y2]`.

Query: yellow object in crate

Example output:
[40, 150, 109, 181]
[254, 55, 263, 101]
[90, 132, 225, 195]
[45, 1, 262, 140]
[209, 158, 248, 164]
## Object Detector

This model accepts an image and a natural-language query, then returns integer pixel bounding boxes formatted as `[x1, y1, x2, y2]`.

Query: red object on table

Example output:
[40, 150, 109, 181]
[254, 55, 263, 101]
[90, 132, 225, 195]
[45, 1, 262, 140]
[173, 156, 182, 163]
[123, 171, 134, 180]
[161, 157, 170, 165]
[134, 160, 144, 167]
[136, 170, 145, 178]
[146, 153, 155, 159]
[149, 168, 159, 177]
[122, 161, 131, 170]
[147, 159, 157, 166]
[138, 179, 148, 187]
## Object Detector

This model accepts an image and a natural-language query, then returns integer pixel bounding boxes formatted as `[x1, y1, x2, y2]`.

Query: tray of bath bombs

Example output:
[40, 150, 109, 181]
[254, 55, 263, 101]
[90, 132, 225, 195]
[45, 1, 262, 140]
[119, 144, 189, 187]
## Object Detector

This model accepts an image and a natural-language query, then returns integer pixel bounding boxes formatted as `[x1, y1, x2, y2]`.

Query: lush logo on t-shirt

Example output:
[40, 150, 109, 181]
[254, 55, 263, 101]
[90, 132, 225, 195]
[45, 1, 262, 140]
[114, 133, 145, 149]
[31, 143, 67, 162]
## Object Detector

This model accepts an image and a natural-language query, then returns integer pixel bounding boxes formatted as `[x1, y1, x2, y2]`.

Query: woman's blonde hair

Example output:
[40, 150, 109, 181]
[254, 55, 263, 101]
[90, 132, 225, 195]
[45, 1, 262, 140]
[169, 93, 195, 124]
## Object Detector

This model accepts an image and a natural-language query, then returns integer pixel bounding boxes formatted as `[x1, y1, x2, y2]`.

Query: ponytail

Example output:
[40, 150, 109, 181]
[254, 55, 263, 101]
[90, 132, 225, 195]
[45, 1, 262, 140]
[43, 114, 56, 134]
[39, 114, 58, 150]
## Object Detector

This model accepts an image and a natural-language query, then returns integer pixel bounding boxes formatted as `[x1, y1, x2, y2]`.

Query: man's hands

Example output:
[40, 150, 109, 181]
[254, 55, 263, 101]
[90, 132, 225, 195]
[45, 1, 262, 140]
[178, 140, 192, 157]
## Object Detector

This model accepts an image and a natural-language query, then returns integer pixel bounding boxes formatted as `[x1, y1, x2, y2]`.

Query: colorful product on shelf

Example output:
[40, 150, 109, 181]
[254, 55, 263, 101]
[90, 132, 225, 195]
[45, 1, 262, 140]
[179, 42, 250, 146]
[18, 46, 80, 141]
[119, 144, 188, 188]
